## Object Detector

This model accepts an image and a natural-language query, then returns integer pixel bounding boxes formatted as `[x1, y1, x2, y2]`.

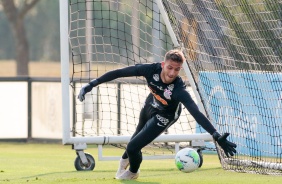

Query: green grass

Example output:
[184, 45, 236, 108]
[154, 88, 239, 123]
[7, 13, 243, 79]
[0, 143, 281, 184]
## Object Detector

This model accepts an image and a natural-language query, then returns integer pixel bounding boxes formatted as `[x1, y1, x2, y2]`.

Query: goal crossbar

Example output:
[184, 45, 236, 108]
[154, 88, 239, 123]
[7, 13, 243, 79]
[60, 0, 282, 175]
[63, 133, 212, 145]
[60, 0, 210, 147]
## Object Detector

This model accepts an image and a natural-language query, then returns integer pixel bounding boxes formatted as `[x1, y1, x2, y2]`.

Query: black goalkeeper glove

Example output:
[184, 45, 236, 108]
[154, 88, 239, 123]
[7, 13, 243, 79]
[78, 79, 99, 102]
[212, 131, 237, 157]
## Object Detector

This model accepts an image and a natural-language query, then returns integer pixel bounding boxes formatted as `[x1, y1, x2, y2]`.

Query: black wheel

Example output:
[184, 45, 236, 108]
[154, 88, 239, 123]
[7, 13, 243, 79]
[74, 153, 95, 171]
[197, 149, 203, 168]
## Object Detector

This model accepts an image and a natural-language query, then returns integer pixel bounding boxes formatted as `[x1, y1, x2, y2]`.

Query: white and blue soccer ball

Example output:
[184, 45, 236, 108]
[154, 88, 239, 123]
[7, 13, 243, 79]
[175, 148, 200, 173]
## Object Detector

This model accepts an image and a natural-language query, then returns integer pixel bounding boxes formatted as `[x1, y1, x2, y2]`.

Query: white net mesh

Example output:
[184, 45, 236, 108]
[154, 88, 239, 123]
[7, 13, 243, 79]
[68, 0, 282, 174]
[161, 0, 282, 175]
[69, 0, 208, 155]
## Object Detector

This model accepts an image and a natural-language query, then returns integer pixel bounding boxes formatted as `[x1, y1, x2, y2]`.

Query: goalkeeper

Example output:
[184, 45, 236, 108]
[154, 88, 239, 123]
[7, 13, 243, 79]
[78, 49, 237, 180]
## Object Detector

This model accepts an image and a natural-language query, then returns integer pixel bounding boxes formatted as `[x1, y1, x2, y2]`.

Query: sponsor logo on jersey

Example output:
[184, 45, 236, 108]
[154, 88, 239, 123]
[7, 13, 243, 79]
[164, 89, 172, 100]
[168, 84, 174, 91]
[149, 87, 168, 105]
[151, 98, 160, 109]
[153, 74, 159, 81]
[156, 114, 169, 127]
[150, 82, 163, 91]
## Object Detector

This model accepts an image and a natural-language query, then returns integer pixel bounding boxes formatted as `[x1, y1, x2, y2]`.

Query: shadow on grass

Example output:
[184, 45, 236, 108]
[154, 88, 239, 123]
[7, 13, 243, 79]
[116, 180, 160, 184]
[1, 170, 80, 182]
[1, 167, 222, 183]
[113, 175, 161, 184]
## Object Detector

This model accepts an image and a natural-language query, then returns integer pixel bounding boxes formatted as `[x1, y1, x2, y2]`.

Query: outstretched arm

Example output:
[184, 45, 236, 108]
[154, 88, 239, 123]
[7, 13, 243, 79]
[78, 65, 143, 102]
[93, 65, 142, 84]
[176, 90, 216, 134]
[176, 89, 237, 157]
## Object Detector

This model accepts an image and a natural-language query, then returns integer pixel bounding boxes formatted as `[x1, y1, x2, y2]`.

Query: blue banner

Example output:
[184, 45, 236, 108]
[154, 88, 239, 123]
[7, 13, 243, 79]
[198, 71, 282, 157]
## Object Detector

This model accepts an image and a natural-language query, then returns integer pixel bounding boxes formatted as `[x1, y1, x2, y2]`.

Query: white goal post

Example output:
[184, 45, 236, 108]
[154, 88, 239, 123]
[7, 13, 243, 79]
[61, 0, 282, 175]
[60, 0, 213, 163]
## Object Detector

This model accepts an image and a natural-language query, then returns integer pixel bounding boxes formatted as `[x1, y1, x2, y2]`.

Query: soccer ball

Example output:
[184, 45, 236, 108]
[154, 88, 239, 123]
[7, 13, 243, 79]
[175, 148, 200, 173]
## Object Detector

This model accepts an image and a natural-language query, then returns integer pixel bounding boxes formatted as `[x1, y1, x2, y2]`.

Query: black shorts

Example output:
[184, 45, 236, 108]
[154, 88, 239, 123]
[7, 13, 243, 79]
[128, 102, 182, 151]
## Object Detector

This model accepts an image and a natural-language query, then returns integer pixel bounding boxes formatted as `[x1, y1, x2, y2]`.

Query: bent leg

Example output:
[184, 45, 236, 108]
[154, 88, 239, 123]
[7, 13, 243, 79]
[126, 116, 169, 173]
[122, 104, 156, 159]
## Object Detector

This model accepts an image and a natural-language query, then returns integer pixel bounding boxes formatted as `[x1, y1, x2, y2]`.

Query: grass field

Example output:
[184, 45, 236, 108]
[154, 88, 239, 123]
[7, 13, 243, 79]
[0, 143, 281, 184]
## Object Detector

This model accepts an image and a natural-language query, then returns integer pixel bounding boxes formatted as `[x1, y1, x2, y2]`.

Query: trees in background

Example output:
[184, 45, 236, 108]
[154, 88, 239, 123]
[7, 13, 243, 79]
[1, 0, 39, 76]
[0, 0, 60, 76]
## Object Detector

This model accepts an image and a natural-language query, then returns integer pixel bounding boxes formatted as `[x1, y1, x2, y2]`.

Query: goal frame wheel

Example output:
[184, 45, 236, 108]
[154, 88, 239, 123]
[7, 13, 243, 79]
[74, 152, 95, 171]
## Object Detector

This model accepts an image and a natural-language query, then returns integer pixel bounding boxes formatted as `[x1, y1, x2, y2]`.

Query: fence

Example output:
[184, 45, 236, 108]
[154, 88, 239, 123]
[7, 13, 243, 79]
[0, 77, 63, 141]
[0, 77, 197, 142]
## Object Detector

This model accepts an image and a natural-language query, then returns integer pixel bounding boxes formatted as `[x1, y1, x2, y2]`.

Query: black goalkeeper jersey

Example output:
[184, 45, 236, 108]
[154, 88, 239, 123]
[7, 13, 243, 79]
[95, 63, 216, 135]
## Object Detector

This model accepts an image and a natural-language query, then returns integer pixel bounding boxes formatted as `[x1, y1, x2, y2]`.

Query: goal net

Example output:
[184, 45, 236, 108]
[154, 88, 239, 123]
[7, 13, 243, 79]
[159, 0, 281, 175]
[63, 0, 213, 159]
[61, 0, 282, 175]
